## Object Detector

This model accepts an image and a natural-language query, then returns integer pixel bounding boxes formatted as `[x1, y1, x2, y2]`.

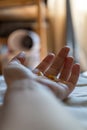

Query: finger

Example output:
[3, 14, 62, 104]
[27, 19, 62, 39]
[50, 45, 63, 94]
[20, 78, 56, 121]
[33, 53, 55, 74]
[68, 64, 80, 91]
[10, 52, 26, 65]
[59, 57, 74, 81]
[45, 47, 70, 76]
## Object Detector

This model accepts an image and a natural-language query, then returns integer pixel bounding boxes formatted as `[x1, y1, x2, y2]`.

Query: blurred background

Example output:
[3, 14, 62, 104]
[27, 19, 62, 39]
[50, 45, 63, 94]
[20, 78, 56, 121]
[0, 0, 87, 75]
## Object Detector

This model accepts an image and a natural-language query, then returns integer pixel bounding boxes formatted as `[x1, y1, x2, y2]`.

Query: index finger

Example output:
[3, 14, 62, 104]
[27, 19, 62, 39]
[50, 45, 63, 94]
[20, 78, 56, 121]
[33, 53, 55, 74]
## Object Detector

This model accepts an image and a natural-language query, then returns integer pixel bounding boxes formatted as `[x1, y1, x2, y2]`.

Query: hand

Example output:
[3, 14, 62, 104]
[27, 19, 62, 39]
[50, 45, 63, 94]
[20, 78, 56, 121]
[34, 47, 80, 100]
[3, 47, 80, 100]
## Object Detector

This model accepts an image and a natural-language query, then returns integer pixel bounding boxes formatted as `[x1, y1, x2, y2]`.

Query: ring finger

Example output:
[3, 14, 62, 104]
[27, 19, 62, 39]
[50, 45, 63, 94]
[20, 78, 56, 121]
[59, 57, 74, 81]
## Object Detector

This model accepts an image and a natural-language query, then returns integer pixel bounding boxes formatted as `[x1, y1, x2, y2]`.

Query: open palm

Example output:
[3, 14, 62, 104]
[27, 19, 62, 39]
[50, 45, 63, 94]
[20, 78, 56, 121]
[3, 47, 80, 100]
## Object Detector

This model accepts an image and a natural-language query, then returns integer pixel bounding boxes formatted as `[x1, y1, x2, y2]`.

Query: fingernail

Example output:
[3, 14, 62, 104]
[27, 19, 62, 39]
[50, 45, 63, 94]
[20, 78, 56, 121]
[58, 47, 70, 57]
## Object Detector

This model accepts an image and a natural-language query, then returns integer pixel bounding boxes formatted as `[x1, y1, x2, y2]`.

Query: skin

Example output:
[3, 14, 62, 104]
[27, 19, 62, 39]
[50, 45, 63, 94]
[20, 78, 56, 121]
[0, 47, 84, 130]
[3, 46, 80, 100]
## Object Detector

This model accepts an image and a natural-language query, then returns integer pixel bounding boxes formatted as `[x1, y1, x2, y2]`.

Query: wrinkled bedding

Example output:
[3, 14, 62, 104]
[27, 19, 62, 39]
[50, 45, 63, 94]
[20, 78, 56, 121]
[64, 74, 87, 129]
[0, 75, 87, 129]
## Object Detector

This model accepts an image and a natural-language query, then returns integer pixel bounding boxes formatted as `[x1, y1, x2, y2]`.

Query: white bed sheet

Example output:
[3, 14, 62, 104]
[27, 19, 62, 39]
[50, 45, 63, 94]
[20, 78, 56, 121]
[0, 75, 87, 129]
[65, 75, 87, 129]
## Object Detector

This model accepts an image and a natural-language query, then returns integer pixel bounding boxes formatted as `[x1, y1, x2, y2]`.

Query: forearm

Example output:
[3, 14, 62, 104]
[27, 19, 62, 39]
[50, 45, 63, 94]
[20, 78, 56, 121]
[0, 79, 84, 130]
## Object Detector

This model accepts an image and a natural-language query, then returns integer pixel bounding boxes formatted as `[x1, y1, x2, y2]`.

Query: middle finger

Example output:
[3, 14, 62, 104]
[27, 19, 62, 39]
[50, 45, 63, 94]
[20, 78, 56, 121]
[45, 47, 70, 76]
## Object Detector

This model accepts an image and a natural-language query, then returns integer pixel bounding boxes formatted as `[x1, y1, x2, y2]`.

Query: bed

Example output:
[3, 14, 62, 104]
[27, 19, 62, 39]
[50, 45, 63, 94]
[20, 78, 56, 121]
[0, 74, 87, 129]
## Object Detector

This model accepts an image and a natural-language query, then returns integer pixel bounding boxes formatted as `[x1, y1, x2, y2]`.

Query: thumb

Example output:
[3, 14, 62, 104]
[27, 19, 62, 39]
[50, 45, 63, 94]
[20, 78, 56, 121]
[10, 52, 26, 65]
